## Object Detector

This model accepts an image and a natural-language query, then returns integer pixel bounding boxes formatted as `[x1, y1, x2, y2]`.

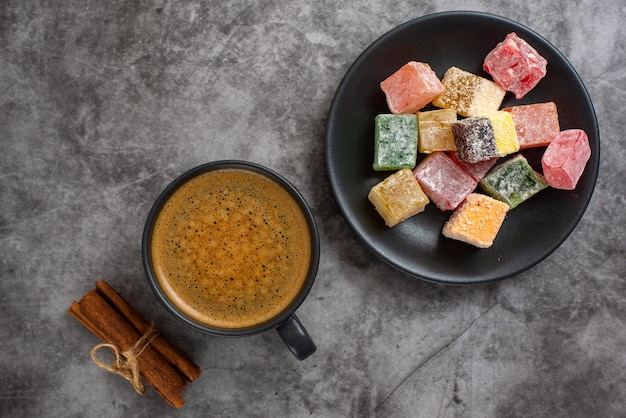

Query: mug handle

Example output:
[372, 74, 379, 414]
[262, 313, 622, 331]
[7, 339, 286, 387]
[276, 314, 317, 361]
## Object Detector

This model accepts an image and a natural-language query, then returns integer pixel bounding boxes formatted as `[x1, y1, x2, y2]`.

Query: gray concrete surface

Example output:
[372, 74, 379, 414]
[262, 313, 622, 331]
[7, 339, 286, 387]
[1, 1, 625, 417]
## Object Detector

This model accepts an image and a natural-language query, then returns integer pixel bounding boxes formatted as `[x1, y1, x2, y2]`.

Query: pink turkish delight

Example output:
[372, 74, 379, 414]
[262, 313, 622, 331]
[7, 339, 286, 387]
[380, 61, 444, 114]
[448, 152, 498, 183]
[541, 129, 591, 190]
[483, 32, 547, 99]
[413, 151, 477, 211]
[503, 102, 560, 149]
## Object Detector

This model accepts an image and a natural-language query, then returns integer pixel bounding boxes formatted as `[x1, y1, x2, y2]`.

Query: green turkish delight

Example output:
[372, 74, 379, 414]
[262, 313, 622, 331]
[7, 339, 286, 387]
[373, 114, 418, 171]
[479, 154, 548, 209]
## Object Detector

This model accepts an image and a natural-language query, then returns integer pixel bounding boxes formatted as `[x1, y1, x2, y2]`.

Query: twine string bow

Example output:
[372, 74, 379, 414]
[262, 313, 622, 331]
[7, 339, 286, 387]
[90, 326, 160, 394]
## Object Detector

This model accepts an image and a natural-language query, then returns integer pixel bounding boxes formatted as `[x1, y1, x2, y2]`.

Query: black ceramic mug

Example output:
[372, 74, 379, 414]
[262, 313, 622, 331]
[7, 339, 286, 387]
[142, 161, 319, 360]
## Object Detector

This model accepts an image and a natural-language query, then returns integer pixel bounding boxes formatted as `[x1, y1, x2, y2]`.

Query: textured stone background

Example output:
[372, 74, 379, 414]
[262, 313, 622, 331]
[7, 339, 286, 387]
[1, 1, 624, 417]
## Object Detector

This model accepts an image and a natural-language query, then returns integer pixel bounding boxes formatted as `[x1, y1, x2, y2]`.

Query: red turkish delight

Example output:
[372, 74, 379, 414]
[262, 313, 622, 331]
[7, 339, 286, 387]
[483, 32, 547, 99]
[541, 129, 591, 190]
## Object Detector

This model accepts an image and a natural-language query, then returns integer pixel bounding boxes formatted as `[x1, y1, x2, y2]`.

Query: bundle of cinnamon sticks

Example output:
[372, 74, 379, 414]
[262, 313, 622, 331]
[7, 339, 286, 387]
[68, 280, 201, 408]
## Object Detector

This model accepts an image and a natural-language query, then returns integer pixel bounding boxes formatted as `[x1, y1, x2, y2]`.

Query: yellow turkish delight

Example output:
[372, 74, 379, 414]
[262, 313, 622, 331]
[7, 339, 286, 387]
[432, 67, 506, 118]
[368, 169, 429, 227]
[487, 111, 520, 157]
[417, 109, 457, 153]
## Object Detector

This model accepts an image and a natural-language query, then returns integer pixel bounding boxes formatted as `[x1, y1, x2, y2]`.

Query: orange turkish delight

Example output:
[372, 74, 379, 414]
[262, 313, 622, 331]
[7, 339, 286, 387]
[380, 61, 444, 114]
[503, 102, 560, 149]
[442, 193, 509, 248]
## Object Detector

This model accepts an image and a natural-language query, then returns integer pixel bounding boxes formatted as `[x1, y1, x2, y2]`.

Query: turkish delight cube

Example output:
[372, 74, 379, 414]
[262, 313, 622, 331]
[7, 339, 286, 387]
[413, 151, 477, 211]
[442, 193, 509, 249]
[503, 102, 560, 149]
[380, 61, 444, 114]
[451, 117, 499, 163]
[483, 32, 547, 99]
[373, 114, 418, 171]
[368, 169, 430, 227]
[480, 154, 549, 209]
[432, 66, 506, 117]
[448, 152, 498, 183]
[487, 111, 520, 157]
[541, 129, 591, 190]
[417, 109, 457, 153]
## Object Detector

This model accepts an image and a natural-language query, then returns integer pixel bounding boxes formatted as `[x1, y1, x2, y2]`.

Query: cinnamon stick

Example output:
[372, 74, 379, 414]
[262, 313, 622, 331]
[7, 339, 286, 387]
[68, 282, 201, 408]
[68, 301, 107, 341]
[94, 280, 201, 383]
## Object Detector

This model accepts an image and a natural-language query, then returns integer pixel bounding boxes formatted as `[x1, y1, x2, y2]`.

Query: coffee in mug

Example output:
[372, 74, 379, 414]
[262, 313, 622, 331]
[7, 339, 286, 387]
[143, 161, 318, 360]
[150, 168, 311, 329]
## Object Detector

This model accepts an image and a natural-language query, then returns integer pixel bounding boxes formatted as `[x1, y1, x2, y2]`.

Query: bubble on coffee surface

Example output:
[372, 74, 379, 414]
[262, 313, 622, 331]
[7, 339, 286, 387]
[151, 169, 311, 329]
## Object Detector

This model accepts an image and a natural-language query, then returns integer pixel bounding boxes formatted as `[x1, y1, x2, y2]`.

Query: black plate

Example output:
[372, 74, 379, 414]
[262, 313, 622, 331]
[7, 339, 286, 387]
[325, 11, 600, 285]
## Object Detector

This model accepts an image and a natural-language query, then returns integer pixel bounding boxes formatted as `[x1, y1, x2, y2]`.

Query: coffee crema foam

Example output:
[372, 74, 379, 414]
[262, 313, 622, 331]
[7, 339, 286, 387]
[150, 168, 312, 329]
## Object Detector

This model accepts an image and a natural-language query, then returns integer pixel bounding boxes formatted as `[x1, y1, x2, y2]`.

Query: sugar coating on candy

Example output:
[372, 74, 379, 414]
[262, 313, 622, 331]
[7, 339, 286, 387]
[380, 61, 444, 114]
[503, 102, 560, 149]
[413, 151, 477, 211]
[432, 67, 506, 117]
[541, 129, 591, 190]
[483, 32, 547, 99]
[442, 193, 509, 249]
[486, 111, 519, 157]
[373, 114, 418, 171]
[417, 109, 457, 153]
[451, 117, 499, 163]
[448, 152, 498, 183]
[368, 169, 430, 227]
[480, 154, 548, 209]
